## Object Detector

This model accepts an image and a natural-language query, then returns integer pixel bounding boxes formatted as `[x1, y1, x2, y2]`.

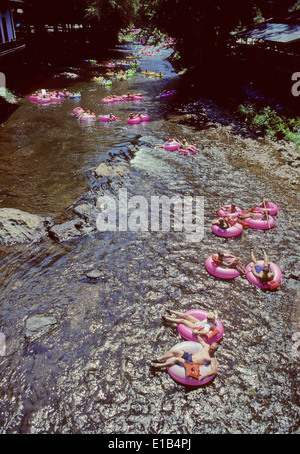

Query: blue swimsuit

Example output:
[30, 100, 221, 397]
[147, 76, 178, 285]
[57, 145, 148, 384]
[182, 351, 193, 363]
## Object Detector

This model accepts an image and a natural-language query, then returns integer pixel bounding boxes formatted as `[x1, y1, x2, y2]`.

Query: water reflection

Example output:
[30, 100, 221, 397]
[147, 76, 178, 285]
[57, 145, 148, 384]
[0, 44, 299, 434]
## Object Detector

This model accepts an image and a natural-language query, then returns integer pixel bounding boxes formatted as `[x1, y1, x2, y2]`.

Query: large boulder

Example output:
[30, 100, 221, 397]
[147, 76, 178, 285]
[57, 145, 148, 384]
[0, 208, 50, 246]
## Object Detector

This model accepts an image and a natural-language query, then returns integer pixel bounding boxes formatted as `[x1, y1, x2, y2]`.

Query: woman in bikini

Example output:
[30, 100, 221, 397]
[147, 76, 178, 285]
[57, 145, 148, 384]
[162, 309, 218, 336]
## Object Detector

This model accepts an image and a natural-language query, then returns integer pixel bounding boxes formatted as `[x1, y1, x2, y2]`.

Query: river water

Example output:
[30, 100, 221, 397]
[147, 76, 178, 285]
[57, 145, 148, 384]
[0, 43, 299, 434]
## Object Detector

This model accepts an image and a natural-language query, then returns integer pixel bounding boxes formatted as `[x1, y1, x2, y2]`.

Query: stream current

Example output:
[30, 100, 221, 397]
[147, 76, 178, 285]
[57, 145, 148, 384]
[0, 43, 299, 434]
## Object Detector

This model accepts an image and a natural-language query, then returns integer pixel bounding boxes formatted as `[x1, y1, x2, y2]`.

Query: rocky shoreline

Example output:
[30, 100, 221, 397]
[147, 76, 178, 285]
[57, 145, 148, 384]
[0, 151, 137, 247]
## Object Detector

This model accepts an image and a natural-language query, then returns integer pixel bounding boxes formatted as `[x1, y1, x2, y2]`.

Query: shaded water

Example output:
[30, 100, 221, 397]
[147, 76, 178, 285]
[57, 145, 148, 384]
[0, 44, 299, 434]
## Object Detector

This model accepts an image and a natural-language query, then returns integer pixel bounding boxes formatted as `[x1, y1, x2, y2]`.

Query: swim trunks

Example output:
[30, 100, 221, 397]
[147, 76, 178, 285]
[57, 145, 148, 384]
[182, 351, 193, 363]
[255, 265, 269, 274]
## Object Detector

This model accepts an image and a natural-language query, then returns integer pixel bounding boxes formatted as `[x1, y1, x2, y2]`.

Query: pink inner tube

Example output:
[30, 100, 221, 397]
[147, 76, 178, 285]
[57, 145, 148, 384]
[244, 213, 275, 230]
[29, 95, 38, 102]
[245, 260, 282, 289]
[139, 114, 150, 121]
[177, 309, 224, 344]
[217, 206, 243, 218]
[37, 97, 51, 104]
[127, 117, 141, 124]
[160, 90, 178, 98]
[99, 115, 116, 122]
[164, 142, 180, 151]
[205, 255, 241, 279]
[133, 96, 143, 101]
[167, 341, 217, 387]
[211, 221, 243, 237]
[73, 108, 84, 115]
[253, 202, 279, 216]
[80, 114, 96, 121]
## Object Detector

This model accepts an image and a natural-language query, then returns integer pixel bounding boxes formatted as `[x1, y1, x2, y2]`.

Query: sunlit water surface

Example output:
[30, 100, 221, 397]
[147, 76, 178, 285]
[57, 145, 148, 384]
[0, 44, 299, 434]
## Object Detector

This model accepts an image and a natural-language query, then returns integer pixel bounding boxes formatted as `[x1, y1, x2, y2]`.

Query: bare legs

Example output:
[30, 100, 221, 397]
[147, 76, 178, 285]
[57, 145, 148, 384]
[250, 247, 270, 266]
[151, 349, 185, 368]
[224, 257, 245, 274]
[162, 309, 200, 329]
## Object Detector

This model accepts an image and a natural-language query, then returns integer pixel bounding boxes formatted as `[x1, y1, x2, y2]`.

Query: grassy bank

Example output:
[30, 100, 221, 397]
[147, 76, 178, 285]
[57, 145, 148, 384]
[237, 103, 300, 150]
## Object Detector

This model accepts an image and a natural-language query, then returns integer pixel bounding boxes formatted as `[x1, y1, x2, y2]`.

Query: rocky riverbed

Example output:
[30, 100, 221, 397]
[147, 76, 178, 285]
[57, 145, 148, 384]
[0, 44, 299, 435]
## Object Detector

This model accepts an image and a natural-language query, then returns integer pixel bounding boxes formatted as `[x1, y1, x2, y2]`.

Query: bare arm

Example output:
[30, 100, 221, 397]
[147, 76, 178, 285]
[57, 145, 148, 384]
[250, 265, 260, 278]
[198, 358, 217, 381]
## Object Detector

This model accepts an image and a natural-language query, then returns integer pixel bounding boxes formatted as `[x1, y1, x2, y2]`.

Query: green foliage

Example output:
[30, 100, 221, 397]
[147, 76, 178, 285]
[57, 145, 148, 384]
[237, 102, 300, 148]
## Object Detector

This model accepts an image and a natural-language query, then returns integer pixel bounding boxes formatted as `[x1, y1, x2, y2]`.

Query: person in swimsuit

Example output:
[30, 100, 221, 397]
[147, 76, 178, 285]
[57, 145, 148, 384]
[212, 217, 232, 229]
[162, 309, 218, 336]
[259, 210, 271, 221]
[217, 203, 238, 214]
[212, 251, 244, 275]
[249, 247, 275, 283]
[176, 139, 199, 153]
[154, 138, 180, 148]
[150, 335, 218, 382]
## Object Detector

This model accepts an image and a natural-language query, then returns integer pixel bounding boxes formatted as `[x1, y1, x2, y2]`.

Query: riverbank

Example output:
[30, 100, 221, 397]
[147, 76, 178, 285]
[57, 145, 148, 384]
[166, 49, 300, 151]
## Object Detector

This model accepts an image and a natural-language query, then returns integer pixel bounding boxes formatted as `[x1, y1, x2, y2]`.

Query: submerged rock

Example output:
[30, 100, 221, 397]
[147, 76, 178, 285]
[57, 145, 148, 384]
[48, 218, 92, 243]
[25, 315, 57, 339]
[94, 163, 129, 178]
[73, 203, 99, 224]
[0, 208, 50, 246]
[86, 269, 103, 279]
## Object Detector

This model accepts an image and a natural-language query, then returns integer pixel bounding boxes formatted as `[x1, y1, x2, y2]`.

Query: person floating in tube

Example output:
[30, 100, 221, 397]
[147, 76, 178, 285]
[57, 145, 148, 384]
[150, 335, 218, 382]
[177, 138, 199, 153]
[211, 251, 245, 275]
[162, 309, 219, 336]
[249, 247, 275, 284]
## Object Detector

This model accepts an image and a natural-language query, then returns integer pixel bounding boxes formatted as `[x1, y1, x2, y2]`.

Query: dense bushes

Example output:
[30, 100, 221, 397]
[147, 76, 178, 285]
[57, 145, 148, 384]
[237, 103, 300, 148]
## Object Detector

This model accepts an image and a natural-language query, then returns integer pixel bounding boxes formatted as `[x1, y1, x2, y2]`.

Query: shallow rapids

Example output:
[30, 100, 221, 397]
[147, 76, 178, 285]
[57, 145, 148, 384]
[0, 43, 299, 434]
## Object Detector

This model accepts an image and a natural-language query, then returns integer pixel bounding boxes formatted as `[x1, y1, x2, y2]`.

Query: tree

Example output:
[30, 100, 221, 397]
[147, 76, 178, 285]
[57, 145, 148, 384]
[84, 0, 134, 49]
[136, 0, 299, 64]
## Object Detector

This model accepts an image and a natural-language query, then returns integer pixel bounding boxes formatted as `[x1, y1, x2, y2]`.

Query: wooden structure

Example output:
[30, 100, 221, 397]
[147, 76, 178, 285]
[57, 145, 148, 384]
[0, 0, 25, 58]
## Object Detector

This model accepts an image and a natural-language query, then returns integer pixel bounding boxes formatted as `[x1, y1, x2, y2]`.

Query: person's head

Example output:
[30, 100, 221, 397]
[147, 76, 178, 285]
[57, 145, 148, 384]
[209, 342, 218, 354]
[218, 217, 226, 227]
[216, 251, 224, 259]
[262, 266, 269, 274]
[207, 312, 217, 323]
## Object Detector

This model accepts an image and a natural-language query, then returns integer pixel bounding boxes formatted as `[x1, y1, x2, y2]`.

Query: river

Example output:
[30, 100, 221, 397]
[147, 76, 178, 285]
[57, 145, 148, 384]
[0, 43, 299, 434]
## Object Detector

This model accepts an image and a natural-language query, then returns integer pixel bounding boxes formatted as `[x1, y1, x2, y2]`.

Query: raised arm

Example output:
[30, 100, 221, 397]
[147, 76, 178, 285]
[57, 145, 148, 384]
[198, 358, 217, 381]
[196, 333, 206, 346]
